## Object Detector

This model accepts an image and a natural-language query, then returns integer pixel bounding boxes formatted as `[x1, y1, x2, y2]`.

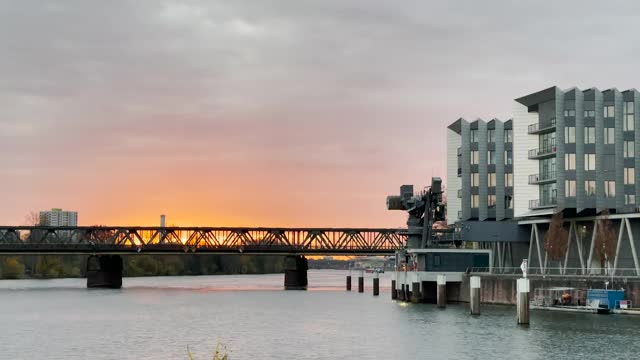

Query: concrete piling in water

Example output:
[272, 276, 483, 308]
[517, 278, 530, 325]
[358, 270, 364, 293]
[437, 274, 446, 308]
[373, 272, 379, 296]
[411, 282, 420, 303]
[404, 283, 410, 301]
[391, 280, 397, 299]
[346, 275, 352, 291]
[470, 276, 481, 315]
[399, 284, 405, 301]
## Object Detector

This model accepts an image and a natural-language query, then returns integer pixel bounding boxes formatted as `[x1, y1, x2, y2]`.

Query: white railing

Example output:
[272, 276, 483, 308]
[469, 267, 640, 278]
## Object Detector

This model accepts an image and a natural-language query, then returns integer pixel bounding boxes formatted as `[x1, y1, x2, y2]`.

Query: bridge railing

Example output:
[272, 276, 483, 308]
[469, 267, 640, 278]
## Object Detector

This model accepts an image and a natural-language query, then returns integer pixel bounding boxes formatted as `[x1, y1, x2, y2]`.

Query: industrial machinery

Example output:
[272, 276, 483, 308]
[386, 177, 446, 249]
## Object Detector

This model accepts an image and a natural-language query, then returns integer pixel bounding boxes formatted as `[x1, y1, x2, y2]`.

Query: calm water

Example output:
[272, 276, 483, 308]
[1, 270, 639, 359]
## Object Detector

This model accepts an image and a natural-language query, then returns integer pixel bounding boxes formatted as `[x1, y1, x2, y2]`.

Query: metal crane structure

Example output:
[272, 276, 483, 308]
[386, 177, 449, 249]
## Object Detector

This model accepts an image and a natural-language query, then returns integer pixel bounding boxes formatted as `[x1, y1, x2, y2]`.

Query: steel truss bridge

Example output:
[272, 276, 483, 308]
[0, 226, 407, 255]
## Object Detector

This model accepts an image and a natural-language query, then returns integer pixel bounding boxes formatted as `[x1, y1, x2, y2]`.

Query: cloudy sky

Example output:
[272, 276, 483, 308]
[2, 1, 640, 227]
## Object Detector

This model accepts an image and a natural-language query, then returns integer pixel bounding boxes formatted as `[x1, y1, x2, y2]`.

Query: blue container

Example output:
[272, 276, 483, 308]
[586, 289, 625, 309]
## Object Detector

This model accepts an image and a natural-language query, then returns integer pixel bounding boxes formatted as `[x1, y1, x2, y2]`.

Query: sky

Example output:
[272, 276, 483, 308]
[2, 1, 640, 227]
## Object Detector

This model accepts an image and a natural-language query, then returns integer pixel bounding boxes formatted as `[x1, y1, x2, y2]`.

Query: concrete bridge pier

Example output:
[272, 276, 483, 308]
[86, 255, 123, 289]
[284, 255, 308, 290]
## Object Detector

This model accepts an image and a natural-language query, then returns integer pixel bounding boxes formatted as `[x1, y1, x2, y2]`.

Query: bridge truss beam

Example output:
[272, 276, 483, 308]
[0, 227, 406, 255]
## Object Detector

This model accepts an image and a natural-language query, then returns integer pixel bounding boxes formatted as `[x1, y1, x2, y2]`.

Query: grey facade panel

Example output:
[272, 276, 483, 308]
[461, 120, 471, 221]
[595, 90, 605, 211]
[635, 91, 640, 207]
[575, 90, 585, 211]
[478, 120, 488, 221]
[555, 90, 565, 211]
[495, 121, 505, 220]
[614, 89, 625, 211]
[458, 221, 529, 243]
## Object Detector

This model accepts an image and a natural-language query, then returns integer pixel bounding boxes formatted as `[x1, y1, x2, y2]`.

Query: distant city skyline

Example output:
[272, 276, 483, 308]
[3, 1, 640, 227]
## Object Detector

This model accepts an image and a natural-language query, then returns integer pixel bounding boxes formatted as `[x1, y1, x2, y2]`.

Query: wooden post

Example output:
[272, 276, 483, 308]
[346, 275, 352, 291]
[358, 270, 364, 293]
[517, 278, 530, 325]
[437, 274, 446, 308]
[373, 272, 379, 296]
[470, 276, 481, 315]
[391, 280, 397, 299]
[411, 282, 420, 303]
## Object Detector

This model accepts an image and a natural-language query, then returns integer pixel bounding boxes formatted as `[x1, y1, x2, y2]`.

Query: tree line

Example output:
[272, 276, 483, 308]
[0, 254, 286, 280]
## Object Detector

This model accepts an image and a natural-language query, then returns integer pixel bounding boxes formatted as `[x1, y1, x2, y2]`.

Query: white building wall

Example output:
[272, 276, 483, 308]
[446, 128, 461, 224]
[513, 102, 539, 217]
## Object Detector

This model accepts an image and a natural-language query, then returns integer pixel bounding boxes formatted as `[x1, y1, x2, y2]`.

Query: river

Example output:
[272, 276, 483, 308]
[0, 270, 638, 359]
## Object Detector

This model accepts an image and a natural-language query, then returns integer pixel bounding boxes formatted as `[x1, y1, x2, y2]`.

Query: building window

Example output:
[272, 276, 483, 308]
[625, 101, 634, 131]
[470, 150, 479, 164]
[585, 181, 596, 196]
[564, 126, 575, 143]
[505, 173, 513, 187]
[471, 173, 479, 187]
[563, 109, 576, 117]
[584, 110, 596, 117]
[470, 129, 478, 142]
[604, 127, 615, 144]
[565, 153, 576, 170]
[488, 150, 495, 165]
[471, 195, 479, 208]
[488, 173, 496, 187]
[565, 180, 576, 197]
[487, 129, 495, 143]
[505, 195, 513, 209]
[584, 154, 596, 171]
[625, 141, 635, 158]
[504, 129, 512, 143]
[604, 105, 615, 118]
[625, 168, 635, 185]
[626, 194, 636, 205]
[584, 127, 595, 144]
[488, 195, 496, 208]
[605, 181, 616, 198]
[504, 150, 512, 165]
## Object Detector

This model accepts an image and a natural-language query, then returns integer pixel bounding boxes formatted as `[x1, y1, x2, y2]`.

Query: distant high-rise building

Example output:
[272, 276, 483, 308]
[39, 208, 78, 226]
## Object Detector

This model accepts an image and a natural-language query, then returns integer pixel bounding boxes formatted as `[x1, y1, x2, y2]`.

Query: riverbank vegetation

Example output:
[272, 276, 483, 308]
[0, 254, 285, 279]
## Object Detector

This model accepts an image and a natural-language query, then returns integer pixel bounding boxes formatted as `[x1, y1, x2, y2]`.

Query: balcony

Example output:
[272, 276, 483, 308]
[528, 171, 556, 185]
[528, 145, 557, 159]
[529, 197, 557, 209]
[528, 118, 556, 135]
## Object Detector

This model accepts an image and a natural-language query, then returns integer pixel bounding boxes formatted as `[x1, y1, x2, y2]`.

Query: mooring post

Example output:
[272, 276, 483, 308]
[373, 272, 380, 296]
[399, 284, 406, 301]
[358, 270, 364, 293]
[437, 274, 446, 308]
[391, 279, 397, 299]
[517, 278, 530, 325]
[470, 276, 481, 315]
[411, 282, 420, 303]
[346, 275, 352, 291]
[404, 282, 410, 301]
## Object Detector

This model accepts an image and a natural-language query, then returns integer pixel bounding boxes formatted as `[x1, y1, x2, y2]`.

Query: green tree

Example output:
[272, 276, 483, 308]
[1, 257, 25, 279]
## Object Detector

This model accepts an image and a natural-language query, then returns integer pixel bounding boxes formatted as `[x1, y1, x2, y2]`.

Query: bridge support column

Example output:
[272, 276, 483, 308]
[346, 275, 352, 291]
[86, 255, 123, 289]
[358, 270, 364, 293]
[284, 255, 308, 290]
